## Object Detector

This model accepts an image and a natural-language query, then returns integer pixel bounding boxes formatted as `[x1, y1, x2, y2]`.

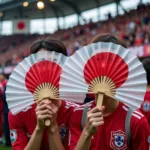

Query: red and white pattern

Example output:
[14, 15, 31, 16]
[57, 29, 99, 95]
[60, 42, 147, 108]
[6, 51, 67, 115]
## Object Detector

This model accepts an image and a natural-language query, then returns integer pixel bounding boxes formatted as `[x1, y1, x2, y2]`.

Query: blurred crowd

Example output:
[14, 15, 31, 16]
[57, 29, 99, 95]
[0, 3, 150, 73]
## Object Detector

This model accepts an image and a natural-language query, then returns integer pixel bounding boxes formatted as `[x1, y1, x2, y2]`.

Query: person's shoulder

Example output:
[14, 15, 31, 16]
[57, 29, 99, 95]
[121, 103, 145, 123]
[73, 101, 94, 113]
[63, 100, 80, 109]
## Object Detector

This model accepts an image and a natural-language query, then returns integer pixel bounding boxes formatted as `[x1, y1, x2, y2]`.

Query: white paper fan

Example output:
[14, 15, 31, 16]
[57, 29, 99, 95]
[59, 42, 147, 109]
[6, 51, 67, 115]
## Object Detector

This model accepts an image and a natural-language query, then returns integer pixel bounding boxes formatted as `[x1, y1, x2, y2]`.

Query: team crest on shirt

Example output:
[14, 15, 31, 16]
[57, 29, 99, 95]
[110, 130, 127, 150]
[59, 124, 67, 142]
[10, 130, 17, 143]
[143, 101, 150, 112]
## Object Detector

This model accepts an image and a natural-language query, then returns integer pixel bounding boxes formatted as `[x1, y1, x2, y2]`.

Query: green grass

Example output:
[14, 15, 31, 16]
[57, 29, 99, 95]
[0, 145, 12, 150]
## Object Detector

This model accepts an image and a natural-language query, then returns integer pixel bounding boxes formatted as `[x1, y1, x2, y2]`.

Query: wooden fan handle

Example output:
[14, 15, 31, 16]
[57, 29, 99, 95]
[96, 93, 104, 106]
[45, 119, 51, 126]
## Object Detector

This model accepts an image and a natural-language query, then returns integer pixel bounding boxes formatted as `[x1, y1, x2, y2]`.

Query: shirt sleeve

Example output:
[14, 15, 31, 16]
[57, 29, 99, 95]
[131, 116, 150, 150]
[8, 111, 28, 150]
[69, 109, 82, 150]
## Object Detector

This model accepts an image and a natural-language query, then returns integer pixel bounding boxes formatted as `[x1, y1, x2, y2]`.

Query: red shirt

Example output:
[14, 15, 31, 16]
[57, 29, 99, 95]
[9, 100, 78, 150]
[69, 101, 150, 150]
[140, 91, 150, 125]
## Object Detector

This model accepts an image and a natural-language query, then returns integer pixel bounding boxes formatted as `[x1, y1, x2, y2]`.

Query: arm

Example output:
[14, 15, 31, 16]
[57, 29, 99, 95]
[25, 100, 53, 150]
[48, 124, 65, 150]
[48, 103, 65, 150]
[74, 106, 104, 150]
[24, 126, 43, 150]
[74, 128, 92, 150]
[69, 109, 83, 150]
[132, 116, 150, 150]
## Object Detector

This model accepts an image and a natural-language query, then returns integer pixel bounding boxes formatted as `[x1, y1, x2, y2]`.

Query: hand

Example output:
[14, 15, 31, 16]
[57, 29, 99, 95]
[35, 100, 53, 131]
[84, 106, 105, 137]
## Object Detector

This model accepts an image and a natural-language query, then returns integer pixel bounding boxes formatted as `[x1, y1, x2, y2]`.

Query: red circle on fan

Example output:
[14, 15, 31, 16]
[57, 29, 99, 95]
[84, 52, 129, 88]
[25, 60, 62, 93]
[17, 21, 25, 30]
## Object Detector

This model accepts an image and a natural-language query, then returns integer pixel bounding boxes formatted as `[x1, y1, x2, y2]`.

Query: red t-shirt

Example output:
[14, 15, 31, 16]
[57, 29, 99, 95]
[69, 101, 150, 150]
[9, 100, 78, 150]
[140, 91, 150, 125]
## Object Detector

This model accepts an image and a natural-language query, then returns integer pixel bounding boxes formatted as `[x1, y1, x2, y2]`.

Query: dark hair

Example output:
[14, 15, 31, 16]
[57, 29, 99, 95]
[30, 37, 67, 56]
[142, 58, 150, 85]
[90, 33, 127, 48]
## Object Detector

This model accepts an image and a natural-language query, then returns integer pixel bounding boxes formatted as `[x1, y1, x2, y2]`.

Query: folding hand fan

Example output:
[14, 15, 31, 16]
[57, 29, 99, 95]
[6, 51, 67, 125]
[59, 42, 147, 109]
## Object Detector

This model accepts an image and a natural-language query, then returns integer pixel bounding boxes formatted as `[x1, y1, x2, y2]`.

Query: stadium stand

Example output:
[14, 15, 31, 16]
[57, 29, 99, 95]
[0, 3, 150, 74]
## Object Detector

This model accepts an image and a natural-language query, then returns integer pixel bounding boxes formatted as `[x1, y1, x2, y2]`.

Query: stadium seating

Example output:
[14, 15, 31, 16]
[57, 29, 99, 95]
[0, 3, 150, 74]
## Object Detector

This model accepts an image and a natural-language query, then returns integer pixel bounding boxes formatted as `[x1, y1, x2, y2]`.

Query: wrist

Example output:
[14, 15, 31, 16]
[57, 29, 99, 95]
[48, 123, 59, 134]
[35, 125, 45, 133]
[83, 128, 93, 139]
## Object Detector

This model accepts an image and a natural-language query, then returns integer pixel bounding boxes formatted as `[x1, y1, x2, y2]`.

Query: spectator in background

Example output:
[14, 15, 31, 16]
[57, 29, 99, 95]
[143, 13, 150, 25]
[0, 73, 11, 146]
[140, 58, 150, 126]
[73, 41, 81, 51]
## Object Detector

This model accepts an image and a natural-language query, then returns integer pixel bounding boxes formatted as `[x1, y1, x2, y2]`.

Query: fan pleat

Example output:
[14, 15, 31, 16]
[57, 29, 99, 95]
[10, 101, 34, 115]
[6, 83, 27, 91]
[60, 75, 86, 87]
[65, 63, 83, 76]
[61, 72, 85, 83]
[8, 75, 25, 86]
[7, 95, 33, 102]
[6, 91, 32, 96]
[116, 95, 140, 109]
[9, 98, 33, 108]
[59, 82, 88, 91]
[126, 73, 146, 83]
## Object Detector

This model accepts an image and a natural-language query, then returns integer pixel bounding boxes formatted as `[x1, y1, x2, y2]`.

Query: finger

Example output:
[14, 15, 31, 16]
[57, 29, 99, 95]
[36, 109, 53, 116]
[89, 117, 104, 124]
[92, 121, 104, 127]
[36, 104, 52, 111]
[37, 100, 45, 106]
[43, 99, 52, 105]
[89, 106, 102, 113]
[37, 114, 52, 120]
[88, 112, 103, 119]
[50, 103, 58, 114]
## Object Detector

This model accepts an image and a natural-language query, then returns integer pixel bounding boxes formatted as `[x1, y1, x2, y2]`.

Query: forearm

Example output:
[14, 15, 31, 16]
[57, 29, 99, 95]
[48, 124, 65, 150]
[24, 126, 43, 150]
[75, 128, 92, 150]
